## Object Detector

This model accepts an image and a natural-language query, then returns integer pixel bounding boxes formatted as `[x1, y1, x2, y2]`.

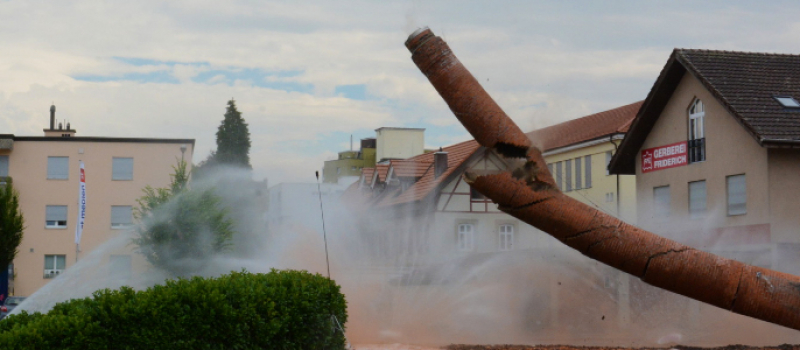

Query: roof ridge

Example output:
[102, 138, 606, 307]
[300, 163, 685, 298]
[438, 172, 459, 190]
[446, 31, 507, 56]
[677, 48, 800, 57]
[531, 100, 642, 133]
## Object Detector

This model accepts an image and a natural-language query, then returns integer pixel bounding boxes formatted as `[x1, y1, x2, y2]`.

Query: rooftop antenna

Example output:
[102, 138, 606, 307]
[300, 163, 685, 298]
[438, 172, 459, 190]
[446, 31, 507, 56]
[315, 171, 331, 284]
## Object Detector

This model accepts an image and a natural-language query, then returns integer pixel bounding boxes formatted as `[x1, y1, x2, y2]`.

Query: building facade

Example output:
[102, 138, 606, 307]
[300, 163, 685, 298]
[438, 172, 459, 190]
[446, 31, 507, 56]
[374, 127, 425, 162]
[323, 127, 428, 185]
[540, 102, 641, 224]
[322, 138, 376, 184]
[610, 49, 800, 274]
[0, 106, 194, 296]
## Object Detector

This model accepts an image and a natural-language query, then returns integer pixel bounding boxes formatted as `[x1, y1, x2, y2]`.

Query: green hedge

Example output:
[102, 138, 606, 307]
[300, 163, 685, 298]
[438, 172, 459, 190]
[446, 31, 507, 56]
[0, 270, 347, 350]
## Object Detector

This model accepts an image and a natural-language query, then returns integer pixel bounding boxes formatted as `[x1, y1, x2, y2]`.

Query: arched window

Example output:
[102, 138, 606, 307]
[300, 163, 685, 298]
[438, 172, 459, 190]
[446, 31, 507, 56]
[498, 224, 514, 251]
[457, 223, 474, 251]
[688, 99, 706, 163]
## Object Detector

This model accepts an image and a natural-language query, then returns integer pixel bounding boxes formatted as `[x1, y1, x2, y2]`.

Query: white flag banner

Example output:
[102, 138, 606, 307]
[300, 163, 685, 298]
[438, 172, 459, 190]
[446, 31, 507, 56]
[75, 161, 86, 245]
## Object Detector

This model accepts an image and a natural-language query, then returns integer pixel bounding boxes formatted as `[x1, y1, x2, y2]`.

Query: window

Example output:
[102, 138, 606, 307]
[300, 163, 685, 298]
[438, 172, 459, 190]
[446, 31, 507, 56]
[498, 224, 514, 251]
[0, 155, 8, 177]
[688, 99, 706, 163]
[574, 157, 582, 190]
[45, 205, 68, 228]
[457, 223, 474, 251]
[653, 186, 670, 217]
[565, 159, 572, 192]
[47, 156, 69, 180]
[112, 157, 134, 180]
[775, 96, 800, 108]
[44, 254, 66, 278]
[555, 162, 563, 190]
[584, 155, 592, 188]
[605, 193, 614, 202]
[111, 206, 133, 229]
[109, 254, 132, 279]
[547, 163, 554, 177]
[727, 174, 746, 216]
[689, 180, 707, 218]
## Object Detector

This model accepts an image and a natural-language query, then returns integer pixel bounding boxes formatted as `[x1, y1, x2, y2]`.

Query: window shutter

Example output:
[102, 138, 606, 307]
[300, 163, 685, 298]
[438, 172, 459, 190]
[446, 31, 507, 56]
[46, 205, 68, 221]
[689, 181, 707, 217]
[47, 157, 69, 179]
[727, 175, 746, 215]
[555, 162, 563, 190]
[56, 255, 66, 269]
[565, 159, 572, 191]
[111, 206, 133, 226]
[653, 186, 670, 216]
[112, 157, 134, 180]
[44, 256, 54, 269]
[584, 155, 592, 188]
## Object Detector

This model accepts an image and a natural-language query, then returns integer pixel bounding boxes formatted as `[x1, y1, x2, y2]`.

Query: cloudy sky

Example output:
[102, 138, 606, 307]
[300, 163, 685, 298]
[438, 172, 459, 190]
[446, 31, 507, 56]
[2, 1, 800, 185]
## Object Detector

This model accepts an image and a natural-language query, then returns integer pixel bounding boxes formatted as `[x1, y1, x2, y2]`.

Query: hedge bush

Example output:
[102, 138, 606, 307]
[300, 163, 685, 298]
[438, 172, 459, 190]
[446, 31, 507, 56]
[0, 270, 347, 350]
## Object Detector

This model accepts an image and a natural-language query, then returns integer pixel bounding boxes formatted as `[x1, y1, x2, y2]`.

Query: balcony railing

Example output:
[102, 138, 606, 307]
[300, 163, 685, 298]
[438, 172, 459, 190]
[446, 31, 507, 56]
[688, 138, 705, 163]
[43, 269, 63, 279]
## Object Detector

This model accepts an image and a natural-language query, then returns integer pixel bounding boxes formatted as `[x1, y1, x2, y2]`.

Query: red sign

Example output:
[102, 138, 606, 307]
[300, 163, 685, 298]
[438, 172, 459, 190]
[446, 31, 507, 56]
[641, 141, 688, 173]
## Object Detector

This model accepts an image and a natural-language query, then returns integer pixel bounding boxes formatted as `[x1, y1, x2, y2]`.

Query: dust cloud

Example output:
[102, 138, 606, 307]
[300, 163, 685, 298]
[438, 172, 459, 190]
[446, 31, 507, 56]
[12, 167, 800, 347]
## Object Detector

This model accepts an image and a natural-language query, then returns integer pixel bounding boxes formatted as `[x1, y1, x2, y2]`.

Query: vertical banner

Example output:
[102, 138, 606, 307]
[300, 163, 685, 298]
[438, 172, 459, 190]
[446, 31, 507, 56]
[75, 161, 86, 245]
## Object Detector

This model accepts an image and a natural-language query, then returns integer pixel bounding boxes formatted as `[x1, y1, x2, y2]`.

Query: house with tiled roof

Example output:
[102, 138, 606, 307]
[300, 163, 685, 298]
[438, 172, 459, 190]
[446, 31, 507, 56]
[343, 102, 640, 328]
[608, 49, 800, 274]
[346, 101, 640, 254]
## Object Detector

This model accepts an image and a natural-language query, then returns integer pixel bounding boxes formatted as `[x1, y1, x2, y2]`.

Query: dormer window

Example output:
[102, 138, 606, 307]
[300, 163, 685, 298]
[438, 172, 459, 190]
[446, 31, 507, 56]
[774, 96, 800, 108]
[688, 99, 705, 163]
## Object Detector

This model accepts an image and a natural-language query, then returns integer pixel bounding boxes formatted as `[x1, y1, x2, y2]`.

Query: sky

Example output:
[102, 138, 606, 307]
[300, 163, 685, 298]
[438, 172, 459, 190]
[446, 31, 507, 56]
[2, 1, 800, 185]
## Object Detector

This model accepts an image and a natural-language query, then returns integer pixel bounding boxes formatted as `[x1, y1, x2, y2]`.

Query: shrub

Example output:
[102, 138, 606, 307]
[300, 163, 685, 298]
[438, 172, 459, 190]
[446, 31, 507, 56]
[0, 270, 347, 350]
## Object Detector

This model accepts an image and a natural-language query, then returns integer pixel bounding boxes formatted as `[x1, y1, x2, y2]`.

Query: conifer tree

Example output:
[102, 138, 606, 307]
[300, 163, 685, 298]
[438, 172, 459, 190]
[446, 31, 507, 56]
[214, 99, 251, 169]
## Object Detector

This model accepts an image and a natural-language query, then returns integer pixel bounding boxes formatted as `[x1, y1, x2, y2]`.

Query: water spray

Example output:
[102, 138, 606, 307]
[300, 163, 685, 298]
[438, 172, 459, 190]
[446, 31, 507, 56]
[315, 171, 348, 349]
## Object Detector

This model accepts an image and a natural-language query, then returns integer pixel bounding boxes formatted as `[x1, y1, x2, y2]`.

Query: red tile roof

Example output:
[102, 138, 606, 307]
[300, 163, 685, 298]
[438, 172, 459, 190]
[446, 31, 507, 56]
[378, 139, 480, 206]
[389, 158, 434, 178]
[345, 102, 640, 208]
[361, 167, 375, 186]
[373, 164, 390, 185]
[527, 101, 642, 152]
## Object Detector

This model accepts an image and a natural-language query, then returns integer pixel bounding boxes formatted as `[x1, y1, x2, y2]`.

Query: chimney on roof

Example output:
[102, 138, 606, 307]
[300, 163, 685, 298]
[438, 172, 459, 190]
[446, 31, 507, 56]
[49, 104, 55, 130]
[434, 150, 448, 179]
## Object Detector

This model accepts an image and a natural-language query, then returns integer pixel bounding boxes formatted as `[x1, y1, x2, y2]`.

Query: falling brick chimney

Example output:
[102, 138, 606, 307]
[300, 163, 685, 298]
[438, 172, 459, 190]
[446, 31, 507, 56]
[434, 149, 448, 178]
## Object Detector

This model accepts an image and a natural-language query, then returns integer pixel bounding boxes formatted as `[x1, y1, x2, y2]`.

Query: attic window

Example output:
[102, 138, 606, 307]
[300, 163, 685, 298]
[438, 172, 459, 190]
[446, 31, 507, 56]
[774, 96, 800, 108]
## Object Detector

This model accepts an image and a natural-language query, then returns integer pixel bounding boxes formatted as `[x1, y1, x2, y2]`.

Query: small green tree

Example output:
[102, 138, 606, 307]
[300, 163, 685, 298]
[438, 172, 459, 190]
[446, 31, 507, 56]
[215, 99, 251, 169]
[132, 160, 234, 277]
[0, 181, 24, 299]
